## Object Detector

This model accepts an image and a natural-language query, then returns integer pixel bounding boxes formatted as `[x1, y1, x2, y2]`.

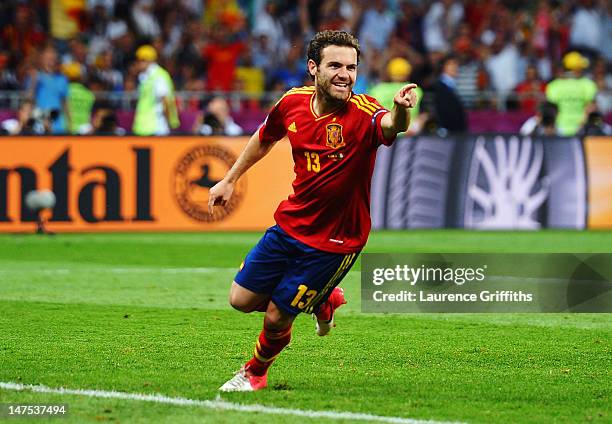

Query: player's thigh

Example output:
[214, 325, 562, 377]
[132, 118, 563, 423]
[271, 250, 360, 316]
[228, 281, 270, 311]
[233, 226, 290, 295]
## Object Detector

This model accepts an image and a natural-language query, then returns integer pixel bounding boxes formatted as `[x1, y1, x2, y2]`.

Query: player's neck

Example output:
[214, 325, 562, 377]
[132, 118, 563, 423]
[313, 89, 347, 116]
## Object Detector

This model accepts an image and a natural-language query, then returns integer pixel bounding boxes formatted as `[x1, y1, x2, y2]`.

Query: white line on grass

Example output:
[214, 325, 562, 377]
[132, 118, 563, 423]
[0, 381, 463, 424]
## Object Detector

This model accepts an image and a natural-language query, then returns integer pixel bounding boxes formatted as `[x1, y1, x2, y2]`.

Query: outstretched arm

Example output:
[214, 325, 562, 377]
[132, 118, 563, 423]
[208, 130, 277, 214]
[381, 83, 419, 140]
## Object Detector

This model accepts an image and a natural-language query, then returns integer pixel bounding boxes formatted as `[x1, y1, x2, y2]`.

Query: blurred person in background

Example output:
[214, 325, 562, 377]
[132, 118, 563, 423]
[89, 75, 124, 135]
[569, 0, 604, 60]
[484, 32, 520, 108]
[369, 57, 426, 135]
[579, 110, 612, 135]
[590, 58, 612, 115]
[250, 34, 276, 81]
[515, 63, 547, 115]
[25, 44, 69, 134]
[269, 43, 307, 92]
[61, 37, 88, 78]
[546, 51, 597, 136]
[519, 100, 559, 136]
[175, 62, 206, 110]
[235, 48, 266, 109]
[85, 4, 113, 61]
[94, 113, 122, 135]
[426, 54, 467, 134]
[314, 0, 362, 33]
[63, 62, 95, 135]
[0, 52, 20, 95]
[92, 50, 124, 92]
[193, 96, 243, 136]
[108, 21, 135, 72]
[423, 0, 464, 53]
[132, 44, 180, 136]
[130, 0, 161, 39]
[358, 0, 396, 53]
[202, 24, 246, 93]
[252, 0, 289, 60]
[453, 27, 488, 108]
[602, 1, 612, 63]
[49, 0, 86, 53]
[394, 0, 426, 55]
[1, 4, 46, 62]
[0, 99, 45, 135]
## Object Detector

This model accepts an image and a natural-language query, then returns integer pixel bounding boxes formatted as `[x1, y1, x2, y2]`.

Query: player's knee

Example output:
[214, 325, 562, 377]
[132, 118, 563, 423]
[264, 303, 294, 330]
[229, 293, 253, 312]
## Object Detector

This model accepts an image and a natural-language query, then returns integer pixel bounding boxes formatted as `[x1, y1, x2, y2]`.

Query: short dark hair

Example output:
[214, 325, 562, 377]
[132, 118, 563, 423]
[439, 54, 458, 70]
[307, 30, 360, 67]
[540, 101, 558, 127]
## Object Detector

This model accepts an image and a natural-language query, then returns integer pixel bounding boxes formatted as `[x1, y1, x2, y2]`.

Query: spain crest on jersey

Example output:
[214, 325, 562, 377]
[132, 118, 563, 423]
[325, 123, 345, 149]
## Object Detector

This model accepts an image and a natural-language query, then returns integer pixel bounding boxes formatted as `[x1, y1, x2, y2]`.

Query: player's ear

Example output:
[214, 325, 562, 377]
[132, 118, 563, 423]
[307, 59, 317, 78]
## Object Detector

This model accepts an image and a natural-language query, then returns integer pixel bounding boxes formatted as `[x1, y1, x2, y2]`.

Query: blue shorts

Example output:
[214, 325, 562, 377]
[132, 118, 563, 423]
[234, 225, 359, 316]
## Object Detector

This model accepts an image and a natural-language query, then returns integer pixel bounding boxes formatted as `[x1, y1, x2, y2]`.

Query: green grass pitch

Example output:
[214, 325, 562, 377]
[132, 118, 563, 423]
[0, 230, 610, 423]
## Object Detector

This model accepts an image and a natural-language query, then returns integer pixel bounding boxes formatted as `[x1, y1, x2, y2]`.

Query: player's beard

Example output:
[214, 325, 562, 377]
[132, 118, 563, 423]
[317, 73, 352, 107]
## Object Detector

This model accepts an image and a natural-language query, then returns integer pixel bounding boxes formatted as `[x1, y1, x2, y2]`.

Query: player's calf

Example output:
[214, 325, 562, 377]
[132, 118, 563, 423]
[220, 302, 294, 392]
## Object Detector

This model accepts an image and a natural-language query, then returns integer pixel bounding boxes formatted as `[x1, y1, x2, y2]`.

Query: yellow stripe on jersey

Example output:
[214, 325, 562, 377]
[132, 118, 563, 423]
[276, 88, 315, 105]
[354, 94, 378, 112]
[312, 253, 356, 312]
[305, 253, 356, 314]
[350, 98, 374, 116]
[357, 94, 381, 109]
[286, 87, 314, 95]
[284, 90, 315, 96]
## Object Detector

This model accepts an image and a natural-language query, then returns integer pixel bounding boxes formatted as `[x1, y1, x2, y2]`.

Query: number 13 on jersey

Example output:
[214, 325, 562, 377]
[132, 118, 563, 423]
[290, 284, 318, 310]
[304, 151, 320, 173]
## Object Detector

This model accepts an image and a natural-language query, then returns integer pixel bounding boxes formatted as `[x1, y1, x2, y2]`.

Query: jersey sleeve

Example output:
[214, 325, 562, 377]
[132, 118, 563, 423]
[258, 96, 287, 143]
[365, 95, 395, 147]
[59, 76, 69, 101]
[545, 81, 559, 104]
[154, 72, 171, 98]
[584, 79, 597, 103]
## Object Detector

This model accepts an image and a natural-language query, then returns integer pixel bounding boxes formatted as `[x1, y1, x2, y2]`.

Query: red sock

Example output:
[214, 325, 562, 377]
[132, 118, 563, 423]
[245, 322, 292, 376]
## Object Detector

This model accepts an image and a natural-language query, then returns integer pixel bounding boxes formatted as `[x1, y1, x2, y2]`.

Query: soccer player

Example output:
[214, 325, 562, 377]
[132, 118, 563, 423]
[209, 30, 418, 392]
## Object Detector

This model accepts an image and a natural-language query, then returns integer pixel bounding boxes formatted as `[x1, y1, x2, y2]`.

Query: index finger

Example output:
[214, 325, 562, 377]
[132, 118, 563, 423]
[401, 83, 418, 94]
[208, 194, 215, 216]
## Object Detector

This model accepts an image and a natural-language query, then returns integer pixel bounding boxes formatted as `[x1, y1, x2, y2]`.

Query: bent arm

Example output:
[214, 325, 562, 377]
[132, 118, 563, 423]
[225, 130, 276, 184]
[162, 96, 172, 123]
[381, 83, 418, 140]
[208, 130, 278, 213]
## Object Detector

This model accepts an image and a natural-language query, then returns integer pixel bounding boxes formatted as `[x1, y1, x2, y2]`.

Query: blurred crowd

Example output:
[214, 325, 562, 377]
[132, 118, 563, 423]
[0, 0, 610, 136]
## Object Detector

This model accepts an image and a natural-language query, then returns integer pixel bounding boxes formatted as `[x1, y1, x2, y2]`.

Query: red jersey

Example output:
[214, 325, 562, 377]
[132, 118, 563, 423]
[258, 86, 395, 253]
[203, 41, 245, 91]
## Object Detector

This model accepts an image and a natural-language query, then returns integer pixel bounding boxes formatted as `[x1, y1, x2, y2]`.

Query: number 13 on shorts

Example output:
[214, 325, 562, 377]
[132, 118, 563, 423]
[290, 284, 318, 310]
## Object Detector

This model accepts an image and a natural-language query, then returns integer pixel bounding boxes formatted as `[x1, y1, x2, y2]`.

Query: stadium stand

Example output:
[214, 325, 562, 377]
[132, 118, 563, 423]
[0, 0, 610, 135]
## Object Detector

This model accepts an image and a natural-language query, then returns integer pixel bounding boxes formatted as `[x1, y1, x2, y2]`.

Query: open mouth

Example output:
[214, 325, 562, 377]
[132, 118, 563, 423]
[332, 82, 350, 91]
